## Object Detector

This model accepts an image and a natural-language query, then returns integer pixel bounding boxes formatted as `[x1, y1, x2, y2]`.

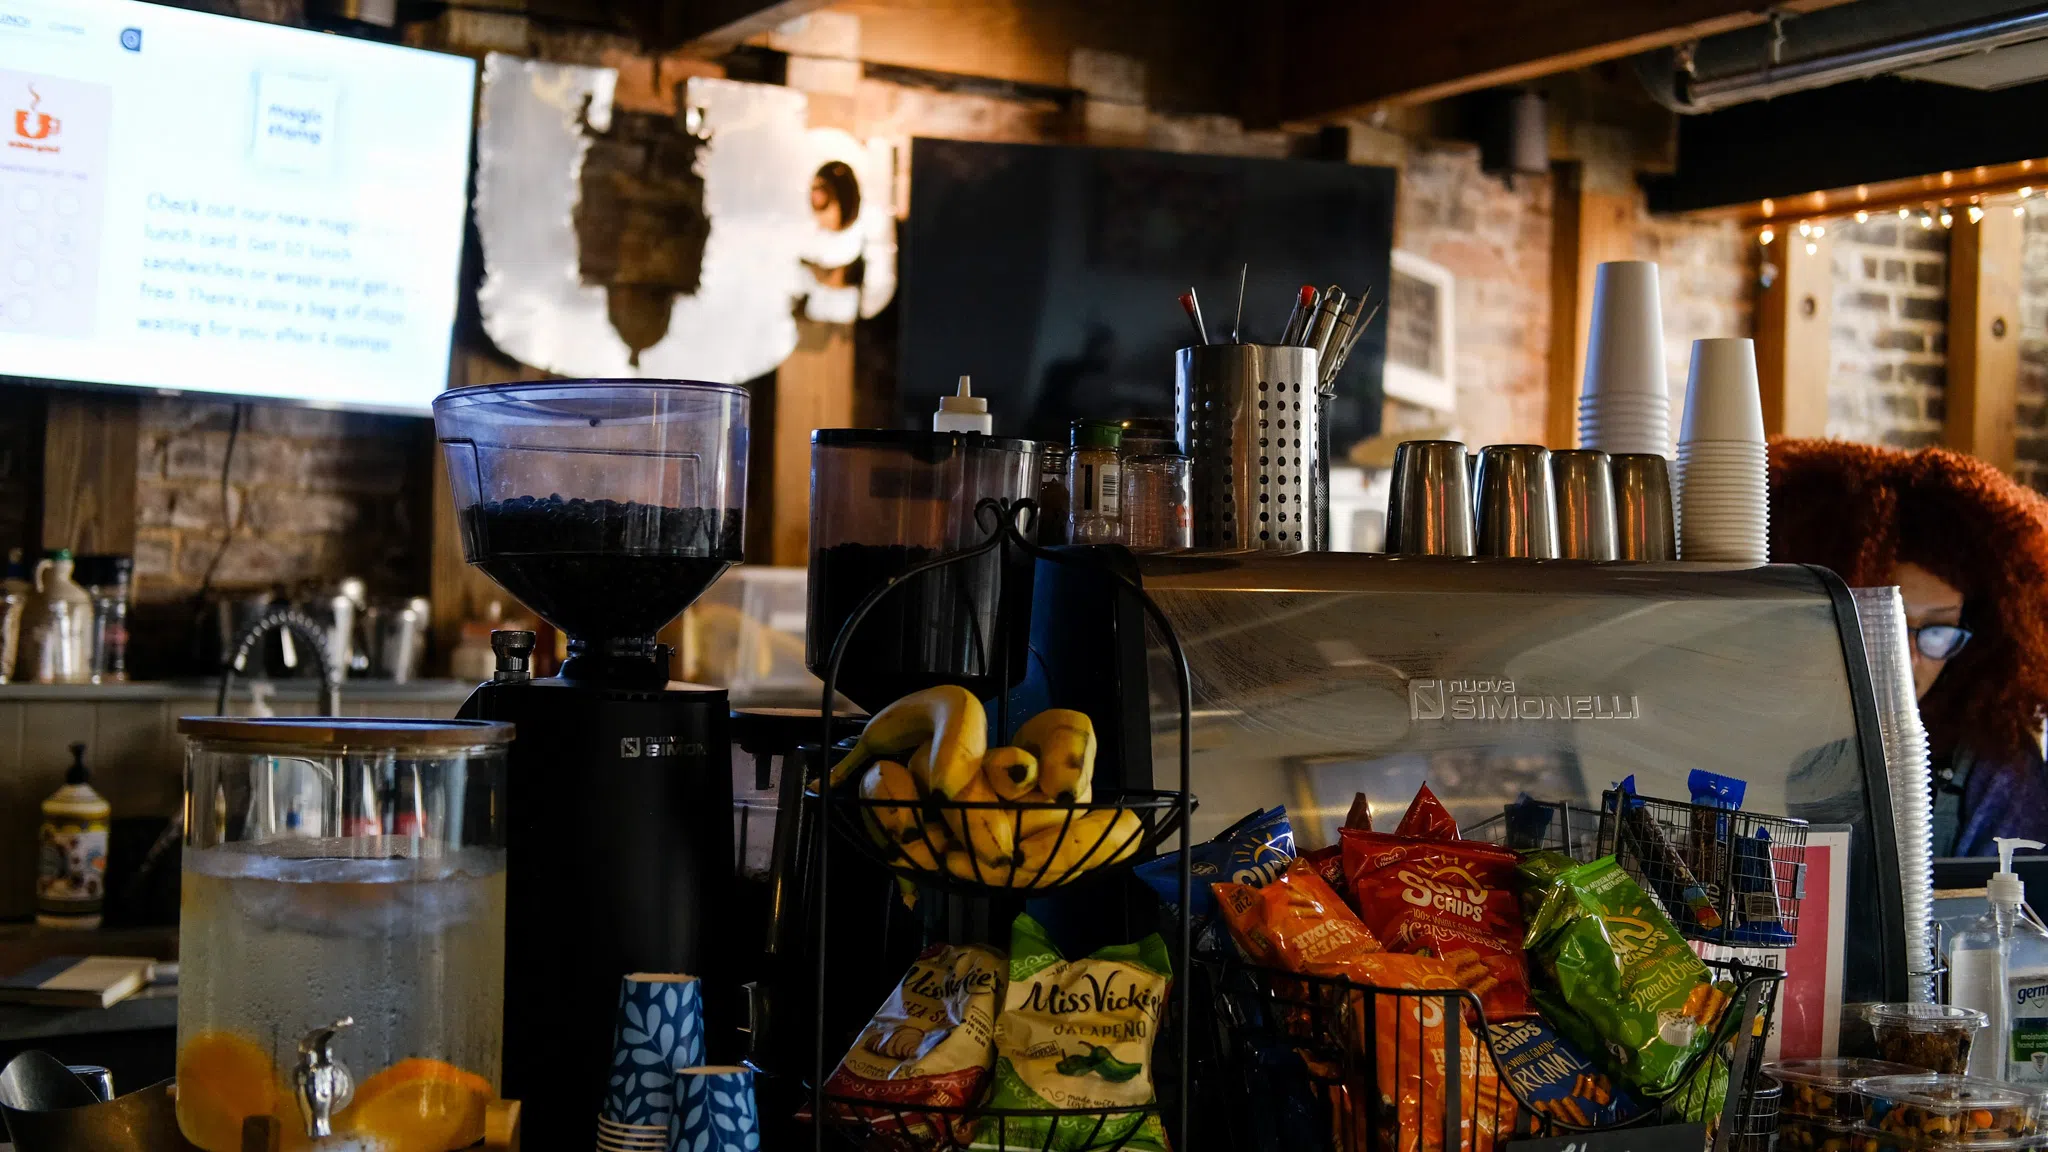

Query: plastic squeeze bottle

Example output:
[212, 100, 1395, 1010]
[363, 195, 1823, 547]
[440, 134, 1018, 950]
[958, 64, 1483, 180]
[933, 375, 992, 435]
[37, 742, 110, 929]
[1951, 836, 2047, 1079]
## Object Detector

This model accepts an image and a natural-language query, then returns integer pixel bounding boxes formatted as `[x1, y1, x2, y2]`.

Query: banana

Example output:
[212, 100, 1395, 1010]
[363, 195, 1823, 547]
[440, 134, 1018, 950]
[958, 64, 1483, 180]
[859, 760, 924, 844]
[1014, 809, 1143, 884]
[1013, 710, 1097, 802]
[828, 686, 989, 797]
[939, 775, 1018, 866]
[981, 747, 1040, 801]
[943, 848, 1017, 887]
[895, 836, 942, 870]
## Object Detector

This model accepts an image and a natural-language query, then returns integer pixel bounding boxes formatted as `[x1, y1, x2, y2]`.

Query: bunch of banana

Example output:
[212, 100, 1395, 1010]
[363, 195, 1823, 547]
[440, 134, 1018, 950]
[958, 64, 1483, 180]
[840, 695, 1142, 891]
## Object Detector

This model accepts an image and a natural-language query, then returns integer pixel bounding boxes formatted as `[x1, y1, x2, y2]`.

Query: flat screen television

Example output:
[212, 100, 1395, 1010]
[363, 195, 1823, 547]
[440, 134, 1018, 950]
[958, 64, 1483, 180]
[0, 0, 475, 413]
[901, 139, 1395, 455]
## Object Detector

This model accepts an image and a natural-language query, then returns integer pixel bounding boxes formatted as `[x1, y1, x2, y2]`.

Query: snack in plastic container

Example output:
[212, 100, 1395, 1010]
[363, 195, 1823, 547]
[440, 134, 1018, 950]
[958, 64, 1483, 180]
[1136, 806, 1294, 952]
[823, 943, 1008, 1150]
[1848, 1126, 2048, 1152]
[1766, 1058, 1926, 1124]
[975, 914, 1169, 1152]
[1864, 1004, 1989, 1076]
[1342, 784, 1536, 1020]
[1488, 1016, 1643, 1127]
[1854, 1073, 2039, 1144]
[1523, 854, 1718, 1096]
[1778, 1115, 1861, 1151]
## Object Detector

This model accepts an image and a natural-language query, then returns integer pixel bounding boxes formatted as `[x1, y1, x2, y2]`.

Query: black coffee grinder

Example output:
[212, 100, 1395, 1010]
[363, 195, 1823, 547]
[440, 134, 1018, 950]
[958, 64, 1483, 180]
[433, 380, 748, 1148]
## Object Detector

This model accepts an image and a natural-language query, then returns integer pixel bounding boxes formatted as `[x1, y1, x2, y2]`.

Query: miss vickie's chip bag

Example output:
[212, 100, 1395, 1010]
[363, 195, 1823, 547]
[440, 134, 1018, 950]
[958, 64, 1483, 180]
[1214, 858, 1517, 1152]
[1341, 784, 1535, 1020]
[823, 943, 1008, 1150]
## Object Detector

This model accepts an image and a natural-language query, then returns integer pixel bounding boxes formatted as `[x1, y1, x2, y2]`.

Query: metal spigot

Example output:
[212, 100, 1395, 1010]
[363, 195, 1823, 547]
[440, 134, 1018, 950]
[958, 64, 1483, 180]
[491, 630, 537, 682]
[292, 1018, 355, 1138]
[216, 606, 343, 716]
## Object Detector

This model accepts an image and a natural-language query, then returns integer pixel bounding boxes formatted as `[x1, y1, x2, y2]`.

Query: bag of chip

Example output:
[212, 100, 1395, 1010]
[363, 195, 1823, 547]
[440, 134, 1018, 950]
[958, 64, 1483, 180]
[1211, 856, 1381, 972]
[822, 943, 1008, 1150]
[1487, 1016, 1643, 1128]
[1341, 785, 1536, 1021]
[1214, 861, 1514, 1152]
[973, 915, 1170, 1152]
[1524, 855, 1719, 1097]
[1515, 850, 1582, 923]
[1136, 806, 1295, 954]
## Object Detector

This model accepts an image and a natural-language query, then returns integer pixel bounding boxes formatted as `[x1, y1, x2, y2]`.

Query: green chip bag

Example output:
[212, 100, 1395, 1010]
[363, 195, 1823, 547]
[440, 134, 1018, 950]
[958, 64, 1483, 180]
[1525, 855, 1715, 1097]
[973, 914, 1171, 1152]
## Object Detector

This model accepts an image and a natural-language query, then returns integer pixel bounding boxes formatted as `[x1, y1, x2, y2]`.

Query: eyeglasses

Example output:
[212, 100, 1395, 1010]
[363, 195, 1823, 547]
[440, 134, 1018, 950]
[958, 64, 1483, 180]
[1911, 624, 1973, 661]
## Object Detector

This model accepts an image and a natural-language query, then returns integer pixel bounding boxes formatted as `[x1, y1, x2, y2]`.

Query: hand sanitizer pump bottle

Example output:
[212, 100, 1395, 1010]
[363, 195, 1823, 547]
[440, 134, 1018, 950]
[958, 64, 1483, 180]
[1951, 837, 2048, 1080]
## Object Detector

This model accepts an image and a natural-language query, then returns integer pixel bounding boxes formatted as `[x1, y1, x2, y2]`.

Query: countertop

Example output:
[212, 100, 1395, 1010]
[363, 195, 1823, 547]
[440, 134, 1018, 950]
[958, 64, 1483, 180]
[0, 679, 477, 702]
[0, 989, 176, 1044]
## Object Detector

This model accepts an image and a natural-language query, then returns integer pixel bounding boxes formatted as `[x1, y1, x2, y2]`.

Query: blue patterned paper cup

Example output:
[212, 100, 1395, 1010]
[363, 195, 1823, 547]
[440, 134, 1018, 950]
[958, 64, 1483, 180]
[602, 973, 706, 1132]
[668, 1066, 759, 1152]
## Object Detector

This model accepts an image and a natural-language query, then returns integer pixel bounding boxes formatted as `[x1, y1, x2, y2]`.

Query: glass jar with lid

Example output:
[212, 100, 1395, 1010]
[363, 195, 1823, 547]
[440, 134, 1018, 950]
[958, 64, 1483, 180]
[174, 717, 512, 1152]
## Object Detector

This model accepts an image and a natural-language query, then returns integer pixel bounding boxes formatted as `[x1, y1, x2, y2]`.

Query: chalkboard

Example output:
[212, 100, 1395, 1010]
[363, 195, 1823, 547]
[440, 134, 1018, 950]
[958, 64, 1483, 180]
[1509, 1125, 1707, 1152]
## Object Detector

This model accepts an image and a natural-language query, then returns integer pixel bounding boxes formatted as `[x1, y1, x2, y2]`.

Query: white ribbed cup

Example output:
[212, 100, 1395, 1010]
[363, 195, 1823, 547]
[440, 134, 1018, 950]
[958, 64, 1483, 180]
[1579, 261, 1671, 459]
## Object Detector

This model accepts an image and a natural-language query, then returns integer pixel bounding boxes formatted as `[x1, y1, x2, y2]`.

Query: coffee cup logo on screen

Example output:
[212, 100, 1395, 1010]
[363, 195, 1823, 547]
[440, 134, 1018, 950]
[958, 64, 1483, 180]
[10, 83, 59, 152]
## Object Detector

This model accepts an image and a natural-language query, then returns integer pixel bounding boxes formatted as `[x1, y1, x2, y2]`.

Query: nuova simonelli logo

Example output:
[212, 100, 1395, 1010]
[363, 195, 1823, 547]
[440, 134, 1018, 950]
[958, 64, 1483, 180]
[11, 83, 61, 153]
[1408, 677, 1642, 723]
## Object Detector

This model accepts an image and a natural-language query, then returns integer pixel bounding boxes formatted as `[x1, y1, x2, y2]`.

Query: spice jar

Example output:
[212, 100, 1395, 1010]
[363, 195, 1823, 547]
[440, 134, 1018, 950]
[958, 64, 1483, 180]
[1067, 420, 1123, 545]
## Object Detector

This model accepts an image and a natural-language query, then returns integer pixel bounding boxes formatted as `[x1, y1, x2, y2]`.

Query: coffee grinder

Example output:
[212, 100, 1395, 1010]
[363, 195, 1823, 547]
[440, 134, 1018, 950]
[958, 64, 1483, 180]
[433, 380, 748, 1149]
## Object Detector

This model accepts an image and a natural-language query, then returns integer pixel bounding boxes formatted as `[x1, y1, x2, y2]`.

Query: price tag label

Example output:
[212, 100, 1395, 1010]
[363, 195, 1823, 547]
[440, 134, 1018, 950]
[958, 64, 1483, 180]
[1509, 1125, 1706, 1152]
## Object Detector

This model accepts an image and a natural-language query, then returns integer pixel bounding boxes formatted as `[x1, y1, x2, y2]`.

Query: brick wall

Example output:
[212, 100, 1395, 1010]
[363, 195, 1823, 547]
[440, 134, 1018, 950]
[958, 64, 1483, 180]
[1635, 208, 1754, 417]
[133, 399, 432, 603]
[2017, 199, 2048, 491]
[1392, 143, 1553, 448]
[1826, 216, 1950, 448]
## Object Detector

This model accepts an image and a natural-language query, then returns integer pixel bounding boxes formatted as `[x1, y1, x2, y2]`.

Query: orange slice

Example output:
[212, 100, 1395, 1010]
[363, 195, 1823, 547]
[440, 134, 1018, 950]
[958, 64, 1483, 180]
[344, 1058, 493, 1151]
[176, 1031, 283, 1152]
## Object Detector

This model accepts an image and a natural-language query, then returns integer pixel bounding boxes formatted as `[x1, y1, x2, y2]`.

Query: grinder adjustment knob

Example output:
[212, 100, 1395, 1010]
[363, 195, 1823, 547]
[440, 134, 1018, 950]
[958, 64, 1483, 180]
[491, 630, 537, 682]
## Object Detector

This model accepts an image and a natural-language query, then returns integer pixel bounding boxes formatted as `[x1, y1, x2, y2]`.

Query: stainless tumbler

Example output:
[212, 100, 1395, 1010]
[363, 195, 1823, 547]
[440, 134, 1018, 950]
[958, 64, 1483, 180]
[1610, 453, 1677, 561]
[1550, 449, 1619, 561]
[1385, 441, 1474, 556]
[1175, 343, 1322, 551]
[1472, 444, 1558, 559]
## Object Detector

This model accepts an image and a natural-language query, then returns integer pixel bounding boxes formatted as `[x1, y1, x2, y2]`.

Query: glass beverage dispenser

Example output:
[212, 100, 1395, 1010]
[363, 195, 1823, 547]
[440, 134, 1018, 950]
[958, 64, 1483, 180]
[806, 430, 1041, 710]
[175, 717, 511, 1152]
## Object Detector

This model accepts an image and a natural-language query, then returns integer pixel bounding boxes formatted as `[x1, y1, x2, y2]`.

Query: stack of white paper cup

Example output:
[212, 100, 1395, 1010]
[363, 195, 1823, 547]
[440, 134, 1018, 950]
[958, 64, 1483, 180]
[1577, 261, 1672, 458]
[1675, 337, 1768, 564]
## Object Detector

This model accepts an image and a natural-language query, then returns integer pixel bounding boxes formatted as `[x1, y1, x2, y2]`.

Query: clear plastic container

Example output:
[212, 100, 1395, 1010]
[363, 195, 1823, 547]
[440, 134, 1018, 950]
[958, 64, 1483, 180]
[432, 381, 748, 681]
[806, 429, 1040, 709]
[1848, 1127, 2046, 1152]
[1767, 1058, 1926, 1123]
[1779, 1115, 1860, 1151]
[1866, 1003, 1991, 1075]
[1854, 1073, 2040, 1144]
[1122, 452, 1192, 552]
[176, 717, 512, 1152]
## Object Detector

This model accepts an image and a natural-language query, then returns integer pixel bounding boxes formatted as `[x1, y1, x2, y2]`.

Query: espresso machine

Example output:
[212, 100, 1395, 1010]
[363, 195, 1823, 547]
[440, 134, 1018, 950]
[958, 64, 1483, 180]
[1029, 552, 1908, 1019]
[433, 380, 748, 1148]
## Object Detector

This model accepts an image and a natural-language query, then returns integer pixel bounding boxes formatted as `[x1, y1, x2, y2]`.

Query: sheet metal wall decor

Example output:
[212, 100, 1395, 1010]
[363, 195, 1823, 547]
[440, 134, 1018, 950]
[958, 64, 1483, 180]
[475, 56, 896, 381]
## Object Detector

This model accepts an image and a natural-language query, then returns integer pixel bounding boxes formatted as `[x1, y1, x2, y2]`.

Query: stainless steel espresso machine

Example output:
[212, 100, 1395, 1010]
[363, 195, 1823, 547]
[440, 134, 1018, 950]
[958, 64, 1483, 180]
[432, 380, 749, 1148]
[1030, 553, 1906, 1014]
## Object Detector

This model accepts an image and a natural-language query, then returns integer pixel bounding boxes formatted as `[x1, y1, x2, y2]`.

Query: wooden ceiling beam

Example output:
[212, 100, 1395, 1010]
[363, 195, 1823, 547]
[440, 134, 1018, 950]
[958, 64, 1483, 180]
[1274, 0, 1851, 122]
[663, 0, 836, 54]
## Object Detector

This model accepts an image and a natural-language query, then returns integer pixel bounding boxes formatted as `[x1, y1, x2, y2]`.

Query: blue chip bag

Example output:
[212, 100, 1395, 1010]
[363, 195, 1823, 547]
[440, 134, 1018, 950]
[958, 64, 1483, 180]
[1136, 807, 1295, 948]
[1488, 1017, 1642, 1128]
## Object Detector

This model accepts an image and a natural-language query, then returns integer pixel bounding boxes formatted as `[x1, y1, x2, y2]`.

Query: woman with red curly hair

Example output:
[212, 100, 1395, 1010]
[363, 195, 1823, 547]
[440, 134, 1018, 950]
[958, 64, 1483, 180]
[1770, 439, 2048, 856]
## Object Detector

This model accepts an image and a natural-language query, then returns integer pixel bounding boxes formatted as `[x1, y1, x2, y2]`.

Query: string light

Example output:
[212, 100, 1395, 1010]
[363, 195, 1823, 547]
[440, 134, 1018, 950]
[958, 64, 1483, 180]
[1798, 221, 1812, 237]
[1969, 205, 1985, 223]
[1805, 241, 1818, 255]
[1855, 210, 1869, 223]
[2024, 186, 2036, 198]
[1899, 207, 1912, 218]
[1814, 224, 1826, 238]
[1759, 227, 1775, 246]
[1939, 210, 1954, 228]
[2019, 204, 2029, 217]
[1921, 212, 1935, 229]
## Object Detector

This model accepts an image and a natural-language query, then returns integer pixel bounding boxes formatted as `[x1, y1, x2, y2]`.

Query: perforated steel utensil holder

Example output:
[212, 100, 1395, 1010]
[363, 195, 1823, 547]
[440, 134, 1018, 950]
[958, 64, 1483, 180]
[1175, 344, 1322, 551]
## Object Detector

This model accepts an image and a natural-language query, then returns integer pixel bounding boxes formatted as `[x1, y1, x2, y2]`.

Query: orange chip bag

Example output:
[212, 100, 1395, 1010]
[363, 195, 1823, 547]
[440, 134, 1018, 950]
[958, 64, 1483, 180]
[1341, 785, 1536, 1021]
[1211, 857, 1380, 972]
[1215, 859, 1515, 1152]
